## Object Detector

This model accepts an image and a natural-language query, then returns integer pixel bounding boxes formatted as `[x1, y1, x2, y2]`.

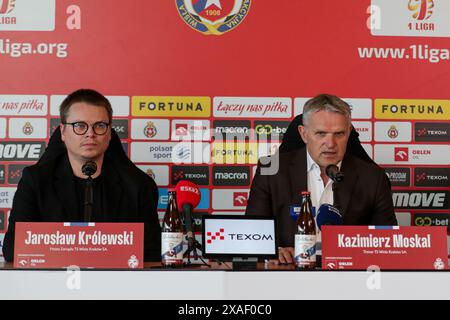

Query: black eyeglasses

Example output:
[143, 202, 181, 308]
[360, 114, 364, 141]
[63, 121, 110, 135]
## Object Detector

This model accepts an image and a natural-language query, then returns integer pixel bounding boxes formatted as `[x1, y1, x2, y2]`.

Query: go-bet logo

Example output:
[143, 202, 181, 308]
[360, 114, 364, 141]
[414, 214, 449, 230]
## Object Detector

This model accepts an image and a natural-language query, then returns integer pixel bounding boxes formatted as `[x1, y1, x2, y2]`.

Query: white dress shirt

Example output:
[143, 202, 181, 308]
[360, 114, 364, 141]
[306, 150, 342, 255]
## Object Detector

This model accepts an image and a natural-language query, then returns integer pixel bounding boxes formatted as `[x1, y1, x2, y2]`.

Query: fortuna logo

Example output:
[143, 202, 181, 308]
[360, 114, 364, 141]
[175, 0, 251, 35]
[144, 121, 157, 138]
[387, 125, 398, 139]
[394, 147, 409, 161]
[206, 228, 225, 243]
[0, 0, 15, 14]
[22, 122, 33, 135]
[408, 0, 434, 21]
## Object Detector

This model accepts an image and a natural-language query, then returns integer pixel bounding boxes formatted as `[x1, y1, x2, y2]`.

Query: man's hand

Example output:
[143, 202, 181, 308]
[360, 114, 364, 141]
[269, 247, 294, 265]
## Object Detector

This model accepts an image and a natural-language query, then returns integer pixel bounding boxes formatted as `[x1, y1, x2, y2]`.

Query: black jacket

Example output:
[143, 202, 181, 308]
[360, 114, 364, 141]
[246, 147, 397, 247]
[3, 128, 161, 262]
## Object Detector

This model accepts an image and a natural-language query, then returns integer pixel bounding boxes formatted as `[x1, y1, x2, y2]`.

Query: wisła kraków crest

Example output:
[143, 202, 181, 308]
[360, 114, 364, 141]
[176, 0, 251, 35]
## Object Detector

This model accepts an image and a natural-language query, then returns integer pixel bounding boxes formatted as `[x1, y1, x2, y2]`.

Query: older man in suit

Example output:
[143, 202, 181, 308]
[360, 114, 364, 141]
[246, 94, 397, 264]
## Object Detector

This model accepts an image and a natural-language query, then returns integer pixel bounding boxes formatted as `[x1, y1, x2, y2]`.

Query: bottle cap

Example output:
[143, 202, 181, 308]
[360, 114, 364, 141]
[300, 191, 310, 196]
[168, 188, 176, 192]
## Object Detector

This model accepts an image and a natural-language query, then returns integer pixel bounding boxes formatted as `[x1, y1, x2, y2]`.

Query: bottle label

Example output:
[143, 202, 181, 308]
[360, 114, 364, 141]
[294, 234, 316, 267]
[161, 232, 184, 264]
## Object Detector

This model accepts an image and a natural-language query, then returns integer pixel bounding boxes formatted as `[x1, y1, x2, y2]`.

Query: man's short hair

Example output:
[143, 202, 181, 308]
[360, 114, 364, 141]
[60, 89, 113, 123]
[302, 94, 351, 126]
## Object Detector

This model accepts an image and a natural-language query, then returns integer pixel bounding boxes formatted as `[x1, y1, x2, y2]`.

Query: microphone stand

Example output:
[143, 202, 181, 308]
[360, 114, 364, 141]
[82, 161, 97, 223]
[182, 204, 209, 267]
[84, 175, 93, 222]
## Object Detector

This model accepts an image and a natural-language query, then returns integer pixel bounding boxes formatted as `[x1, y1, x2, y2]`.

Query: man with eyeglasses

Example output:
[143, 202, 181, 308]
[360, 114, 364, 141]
[3, 89, 161, 262]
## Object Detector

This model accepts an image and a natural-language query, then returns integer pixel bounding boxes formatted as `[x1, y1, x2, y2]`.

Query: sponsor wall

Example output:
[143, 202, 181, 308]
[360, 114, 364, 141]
[0, 1, 449, 263]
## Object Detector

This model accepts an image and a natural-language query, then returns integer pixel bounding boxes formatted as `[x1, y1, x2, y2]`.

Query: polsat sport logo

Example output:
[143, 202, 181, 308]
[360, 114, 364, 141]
[0, 0, 15, 14]
[175, 0, 251, 35]
[408, 0, 434, 20]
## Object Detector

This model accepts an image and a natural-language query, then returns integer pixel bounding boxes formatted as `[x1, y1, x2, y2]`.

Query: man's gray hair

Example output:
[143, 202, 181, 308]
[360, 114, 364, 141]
[302, 94, 352, 126]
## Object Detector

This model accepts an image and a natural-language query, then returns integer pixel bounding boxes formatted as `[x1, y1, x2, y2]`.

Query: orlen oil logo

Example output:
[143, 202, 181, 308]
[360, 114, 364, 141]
[408, 0, 434, 21]
[175, 124, 188, 136]
[132, 96, 210, 118]
[0, 0, 15, 14]
[233, 192, 248, 207]
[206, 228, 225, 244]
[175, 0, 251, 36]
[394, 147, 409, 161]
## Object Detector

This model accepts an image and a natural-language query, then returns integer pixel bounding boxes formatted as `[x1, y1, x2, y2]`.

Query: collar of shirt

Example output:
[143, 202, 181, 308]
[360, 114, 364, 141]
[305, 150, 343, 221]
[306, 150, 343, 175]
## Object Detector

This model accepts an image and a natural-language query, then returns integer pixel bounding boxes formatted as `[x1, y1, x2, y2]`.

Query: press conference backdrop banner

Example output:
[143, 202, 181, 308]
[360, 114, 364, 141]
[0, 1, 449, 264]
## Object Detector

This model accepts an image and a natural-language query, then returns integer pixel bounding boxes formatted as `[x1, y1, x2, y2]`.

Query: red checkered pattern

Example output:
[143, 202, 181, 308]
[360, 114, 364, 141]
[206, 228, 225, 244]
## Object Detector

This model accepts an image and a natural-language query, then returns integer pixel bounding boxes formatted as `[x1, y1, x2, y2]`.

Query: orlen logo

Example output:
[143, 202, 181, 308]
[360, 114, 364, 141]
[233, 192, 248, 206]
[0, 0, 15, 14]
[408, 0, 434, 21]
[175, 124, 188, 136]
[394, 147, 409, 161]
[206, 228, 225, 244]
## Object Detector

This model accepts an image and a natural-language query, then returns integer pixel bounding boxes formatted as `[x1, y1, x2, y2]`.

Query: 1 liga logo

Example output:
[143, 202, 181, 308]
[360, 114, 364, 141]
[408, 0, 434, 21]
[0, 0, 15, 14]
[175, 0, 251, 35]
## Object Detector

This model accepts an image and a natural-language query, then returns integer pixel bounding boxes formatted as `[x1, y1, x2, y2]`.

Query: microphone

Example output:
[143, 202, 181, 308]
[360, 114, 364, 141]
[82, 161, 97, 177]
[325, 164, 344, 182]
[316, 203, 343, 231]
[81, 161, 97, 222]
[175, 180, 201, 260]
